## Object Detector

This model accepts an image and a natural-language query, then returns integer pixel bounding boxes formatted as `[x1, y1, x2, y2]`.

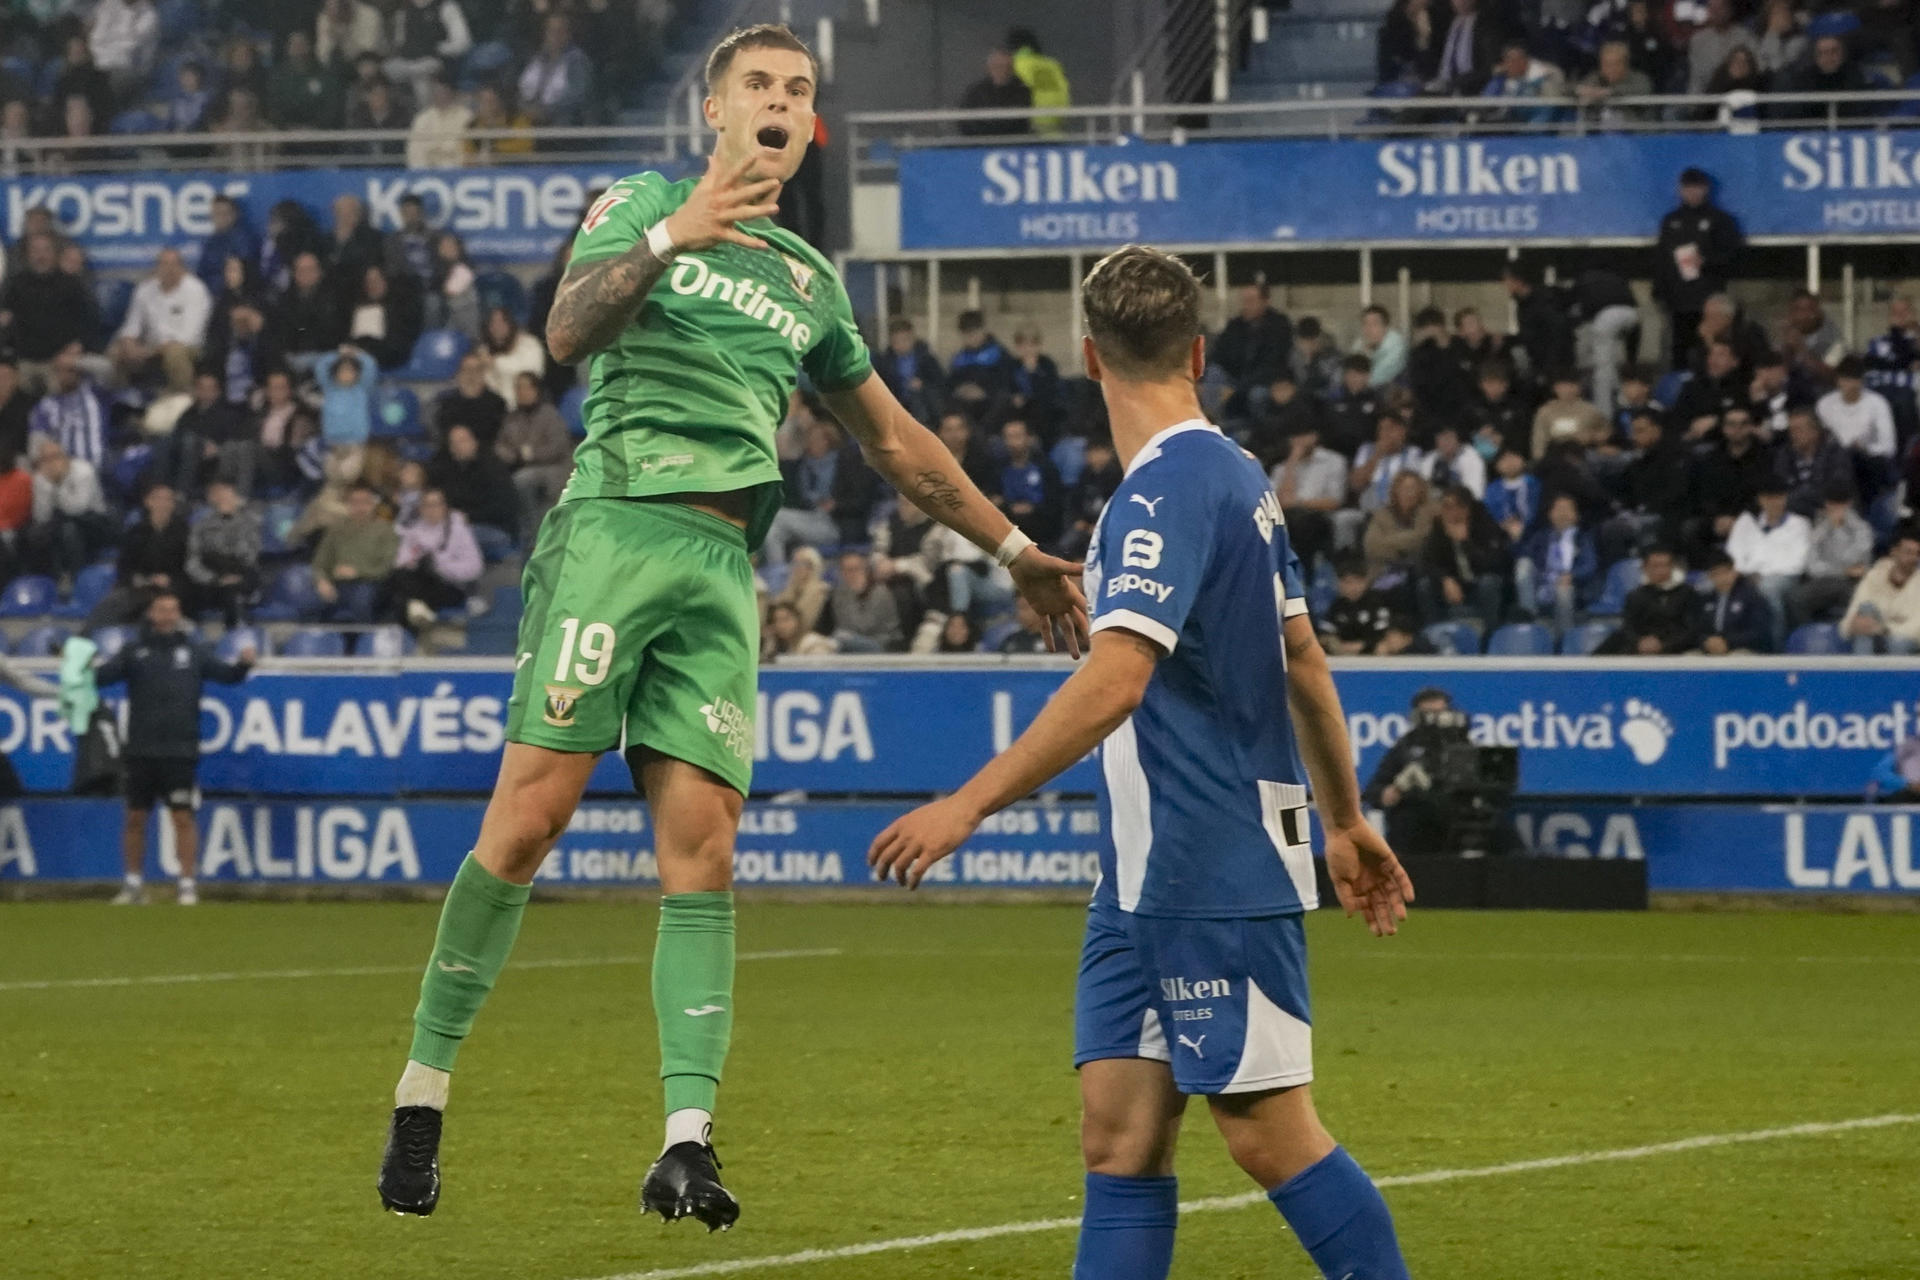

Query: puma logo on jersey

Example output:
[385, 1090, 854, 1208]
[668, 256, 814, 350]
[1130, 494, 1164, 517]
[1177, 1034, 1207, 1058]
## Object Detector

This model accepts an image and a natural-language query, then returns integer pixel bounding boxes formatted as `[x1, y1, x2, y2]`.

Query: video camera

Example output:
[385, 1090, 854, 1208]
[1398, 707, 1519, 858]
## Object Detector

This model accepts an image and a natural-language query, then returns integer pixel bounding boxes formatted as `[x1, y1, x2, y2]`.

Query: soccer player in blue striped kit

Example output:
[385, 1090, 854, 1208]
[871, 245, 1416, 1279]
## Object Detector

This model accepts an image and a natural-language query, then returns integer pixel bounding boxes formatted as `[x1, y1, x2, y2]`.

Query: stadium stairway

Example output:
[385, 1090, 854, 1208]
[1234, 0, 1381, 113]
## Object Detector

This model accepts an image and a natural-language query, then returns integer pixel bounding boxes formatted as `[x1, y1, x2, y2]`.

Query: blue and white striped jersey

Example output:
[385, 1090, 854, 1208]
[1086, 420, 1318, 919]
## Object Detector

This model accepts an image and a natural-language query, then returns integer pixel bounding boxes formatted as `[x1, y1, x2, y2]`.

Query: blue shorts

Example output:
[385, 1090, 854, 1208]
[1073, 901, 1313, 1096]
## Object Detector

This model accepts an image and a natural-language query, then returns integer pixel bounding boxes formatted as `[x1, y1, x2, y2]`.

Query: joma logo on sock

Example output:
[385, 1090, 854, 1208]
[1160, 977, 1229, 1001]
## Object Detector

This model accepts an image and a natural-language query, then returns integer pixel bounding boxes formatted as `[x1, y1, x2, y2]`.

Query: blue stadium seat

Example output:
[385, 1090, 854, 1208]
[54, 562, 119, 619]
[373, 386, 424, 439]
[255, 565, 321, 622]
[1807, 9, 1860, 37]
[13, 624, 72, 657]
[91, 625, 136, 658]
[109, 108, 163, 135]
[0, 574, 57, 617]
[559, 384, 587, 437]
[1050, 436, 1088, 487]
[280, 628, 346, 658]
[1422, 620, 1482, 655]
[216, 626, 265, 662]
[361, 626, 417, 658]
[475, 271, 529, 324]
[1786, 623, 1843, 654]
[397, 329, 471, 382]
[259, 499, 303, 556]
[1560, 621, 1615, 656]
[459, 40, 515, 89]
[1486, 622, 1554, 655]
[1589, 557, 1640, 617]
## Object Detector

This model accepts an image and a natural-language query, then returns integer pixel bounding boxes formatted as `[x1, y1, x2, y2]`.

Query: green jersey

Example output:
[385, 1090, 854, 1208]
[559, 170, 873, 548]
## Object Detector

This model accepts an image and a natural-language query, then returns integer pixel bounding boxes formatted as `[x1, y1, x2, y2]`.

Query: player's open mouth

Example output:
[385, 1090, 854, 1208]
[756, 124, 790, 150]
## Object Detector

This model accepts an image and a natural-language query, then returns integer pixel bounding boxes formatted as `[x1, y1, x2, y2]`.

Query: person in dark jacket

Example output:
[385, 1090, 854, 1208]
[1464, 359, 1533, 458]
[1405, 308, 1472, 441]
[1774, 405, 1855, 518]
[1248, 369, 1326, 468]
[185, 478, 262, 626]
[87, 484, 189, 629]
[1058, 438, 1122, 560]
[1, 233, 98, 376]
[1696, 550, 1773, 653]
[1669, 339, 1749, 440]
[1597, 546, 1702, 653]
[1008, 329, 1065, 443]
[96, 589, 255, 905]
[343, 264, 424, 371]
[1323, 355, 1383, 459]
[426, 424, 519, 557]
[995, 417, 1062, 547]
[1209, 283, 1293, 423]
[433, 351, 509, 450]
[1653, 168, 1745, 368]
[957, 47, 1033, 135]
[1421, 485, 1512, 630]
[1601, 412, 1692, 560]
[1687, 405, 1770, 555]
[1503, 261, 1575, 387]
[273, 252, 344, 364]
[947, 310, 1015, 411]
[195, 196, 261, 298]
[875, 318, 946, 425]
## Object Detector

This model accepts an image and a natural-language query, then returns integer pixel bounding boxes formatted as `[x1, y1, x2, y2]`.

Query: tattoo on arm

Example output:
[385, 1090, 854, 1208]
[912, 469, 965, 514]
[545, 242, 671, 363]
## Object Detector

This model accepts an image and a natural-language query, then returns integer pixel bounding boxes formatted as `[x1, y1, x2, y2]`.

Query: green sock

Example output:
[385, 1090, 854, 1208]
[408, 853, 531, 1072]
[653, 891, 736, 1115]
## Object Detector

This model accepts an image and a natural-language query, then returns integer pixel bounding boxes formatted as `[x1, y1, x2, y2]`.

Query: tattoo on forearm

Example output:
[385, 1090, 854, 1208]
[546, 241, 670, 362]
[912, 469, 965, 513]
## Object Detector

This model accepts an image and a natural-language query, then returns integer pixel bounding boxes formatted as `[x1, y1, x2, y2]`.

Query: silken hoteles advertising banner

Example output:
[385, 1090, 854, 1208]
[1, 662, 1914, 798]
[897, 131, 1920, 248]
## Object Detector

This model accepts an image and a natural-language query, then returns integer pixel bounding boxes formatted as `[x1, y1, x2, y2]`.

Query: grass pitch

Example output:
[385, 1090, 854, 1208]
[3, 901, 1916, 1279]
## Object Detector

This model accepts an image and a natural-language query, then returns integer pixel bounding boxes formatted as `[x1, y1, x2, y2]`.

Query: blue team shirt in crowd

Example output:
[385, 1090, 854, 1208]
[1086, 419, 1318, 920]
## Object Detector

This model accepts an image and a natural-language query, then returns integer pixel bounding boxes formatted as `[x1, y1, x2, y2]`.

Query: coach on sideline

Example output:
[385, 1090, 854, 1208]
[94, 590, 255, 905]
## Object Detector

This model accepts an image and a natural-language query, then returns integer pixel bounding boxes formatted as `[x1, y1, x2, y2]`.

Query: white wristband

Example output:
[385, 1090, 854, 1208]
[644, 220, 679, 262]
[994, 528, 1035, 569]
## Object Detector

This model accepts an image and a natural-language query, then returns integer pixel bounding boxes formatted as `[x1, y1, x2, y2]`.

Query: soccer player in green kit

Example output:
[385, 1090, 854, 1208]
[375, 24, 1089, 1229]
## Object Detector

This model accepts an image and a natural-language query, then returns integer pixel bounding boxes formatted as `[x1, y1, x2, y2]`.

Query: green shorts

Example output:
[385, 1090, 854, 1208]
[505, 498, 759, 795]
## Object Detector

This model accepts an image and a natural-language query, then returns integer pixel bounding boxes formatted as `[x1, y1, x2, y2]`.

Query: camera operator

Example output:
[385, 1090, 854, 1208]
[1362, 687, 1518, 856]
[1362, 687, 1456, 854]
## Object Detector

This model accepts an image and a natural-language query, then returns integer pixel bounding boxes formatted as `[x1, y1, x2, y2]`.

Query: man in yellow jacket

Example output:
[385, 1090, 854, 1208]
[1009, 27, 1070, 135]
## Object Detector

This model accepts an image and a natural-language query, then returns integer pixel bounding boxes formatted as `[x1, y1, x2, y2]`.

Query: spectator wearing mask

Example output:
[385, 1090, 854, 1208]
[1323, 354, 1382, 459]
[1598, 546, 1701, 653]
[1516, 492, 1597, 632]
[876, 318, 944, 425]
[434, 351, 507, 449]
[1816, 356, 1897, 466]
[1786, 480, 1873, 630]
[28, 442, 108, 587]
[87, 484, 188, 629]
[517, 14, 592, 127]
[947, 310, 1015, 408]
[407, 74, 472, 168]
[388, 486, 481, 628]
[185, 478, 261, 626]
[1531, 370, 1608, 459]
[1503, 261, 1575, 384]
[1725, 475, 1808, 648]
[495, 371, 573, 543]
[1059, 438, 1123, 561]
[1841, 526, 1920, 654]
[427, 423, 518, 559]
[479, 306, 545, 403]
[386, 0, 473, 104]
[1484, 446, 1541, 543]
[1210, 284, 1293, 420]
[27, 346, 108, 467]
[1361, 469, 1437, 582]
[1319, 557, 1399, 655]
[1, 234, 95, 378]
[1777, 288, 1847, 387]
[1352, 304, 1407, 387]
[1418, 424, 1486, 499]
[1432, 0, 1503, 94]
[958, 47, 1032, 136]
[1774, 406, 1854, 518]
[1270, 425, 1348, 575]
[274, 253, 344, 364]
[1008, 329, 1064, 442]
[344, 264, 424, 370]
[996, 417, 1062, 547]
[1290, 317, 1344, 398]
[815, 549, 902, 653]
[110, 249, 212, 394]
[1421, 485, 1512, 631]
[1696, 550, 1773, 653]
[1654, 169, 1745, 368]
[1466, 359, 1532, 459]
[312, 481, 398, 622]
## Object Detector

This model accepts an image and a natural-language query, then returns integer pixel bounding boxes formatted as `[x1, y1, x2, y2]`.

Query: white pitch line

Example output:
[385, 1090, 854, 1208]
[1356, 951, 1920, 966]
[0, 948, 841, 993]
[588, 1112, 1920, 1280]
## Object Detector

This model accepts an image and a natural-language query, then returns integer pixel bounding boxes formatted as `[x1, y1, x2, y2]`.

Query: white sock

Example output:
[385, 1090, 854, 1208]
[395, 1060, 451, 1111]
[124, 873, 143, 888]
[663, 1108, 712, 1153]
[179, 877, 195, 890]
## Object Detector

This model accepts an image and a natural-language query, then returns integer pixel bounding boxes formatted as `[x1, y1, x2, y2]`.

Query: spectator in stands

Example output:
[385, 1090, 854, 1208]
[1576, 39, 1654, 125]
[1686, 0, 1755, 93]
[1361, 469, 1436, 580]
[318, 0, 387, 66]
[1347, 410, 1427, 551]
[347, 78, 406, 157]
[436, 351, 506, 448]
[936, 411, 1001, 500]
[772, 544, 830, 634]
[1271, 424, 1347, 576]
[1840, 526, 1920, 654]
[814, 548, 902, 653]
[1419, 423, 1485, 498]
[28, 347, 108, 467]
[1422, 484, 1511, 631]
[1479, 39, 1570, 120]
[1594, 546, 1695, 653]
[1007, 28, 1069, 135]
[1560, 268, 1640, 420]
[761, 600, 824, 661]
[1290, 316, 1343, 398]
[161, 60, 213, 133]
[1748, 351, 1791, 437]
[1449, 305, 1506, 379]
[1786, 479, 1871, 631]
[1654, 169, 1744, 367]
[386, 0, 473, 105]
[274, 253, 342, 368]
[28, 441, 107, 588]
[1725, 475, 1807, 647]
[996, 417, 1061, 547]
[392, 459, 426, 527]
[254, 368, 314, 495]
[1690, 293, 1770, 376]
[925, 513, 1014, 625]
[88, 483, 187, 629]
[496, 371, 572, 543]
[1402, 308, 1465, 432]
[177, 370, 252, 495]
[184, 478, 261, 626]
[1431, 0, 1502, 94]
[326, 194, 385, 295]
[1059, 438, 1122, 561]
[958, 47, 1032, 135]
[209, 88, 276, 171]
[260, 201, 324, 296]
[935, 611, 981, 654]
[208, 301, 279, 424]
[1465, 358, 1531, 459]
[1353, 304, 1407, 387]
[876, 318, 944, 425]
[1008, 329, 1064, 442]
[220, 33, 268, 102]
[343, 264, 422, 370]
[765, 418, 853, 566]
[0, 357, 28, 464]
[1484, 445, 1540, 544]
[430, 422, 517, 558]
[1378, 0, 1444, 85]
[1671, 340, 1748, 440]
[55, 34, 113, 130]
[317, 344, 379, 455]
[268, 30, 344, 131]
[1601, 411, 1689, 558]
[88, 0, 157, 103]
[1503, 261, 1574, 385]
[467, 82, 535, 163]
[1531, 370, 1607, 458]
[1775, 406, 1853, 517]
[479, 306, 544, 402]
[1754, 0, 1806, 75]
[1774, 34, 1870, 121]
[1211, 284, 1293, 420]
[311, 481, 397, 622]
[989, 596, 1047, 654]
[197, 197, 261, 300]
[947, 310, 1014, 408]
[2, 234, 95, 384]
[1324, 355, 1381, 459]
[1778, 288, 1847, 387]
[1703, 46, 1766, 129]
[1863, 296, 1920, 442]
[518, 13, 593, 127]
[1816, 356, 1898, 473]
[388, 486, 481, 629]
[0, 449, 29, 573]
[1689, 404, 1769, 550]
[408, 74, 472, 168]
[1516, 492, 1597, 632]
[1249, 369, 1323, 467]
[1320, 556, 1396, 655]
[111, 249, 211, 394]
[1696, 550, 1772, 653]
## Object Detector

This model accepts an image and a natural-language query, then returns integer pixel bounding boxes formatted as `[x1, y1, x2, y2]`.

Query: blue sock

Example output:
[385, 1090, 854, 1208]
[1268, 1147, 1410, 1280]
[1073, 1172, 1178, 1280]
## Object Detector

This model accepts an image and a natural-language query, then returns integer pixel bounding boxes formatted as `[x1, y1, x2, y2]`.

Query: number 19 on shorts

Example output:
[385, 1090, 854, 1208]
[554, 618, 616, 686]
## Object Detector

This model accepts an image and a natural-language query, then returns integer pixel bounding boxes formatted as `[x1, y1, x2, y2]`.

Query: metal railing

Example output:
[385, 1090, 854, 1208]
[1111, 0, 1256, 111]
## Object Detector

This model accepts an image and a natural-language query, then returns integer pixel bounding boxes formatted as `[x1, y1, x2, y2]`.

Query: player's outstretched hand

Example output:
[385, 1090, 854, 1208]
[664, 151, 783, 253]
[1324, 817, 1414, 937]
[868, 797, 977, 889]
[1008, 548, 1091, 658]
